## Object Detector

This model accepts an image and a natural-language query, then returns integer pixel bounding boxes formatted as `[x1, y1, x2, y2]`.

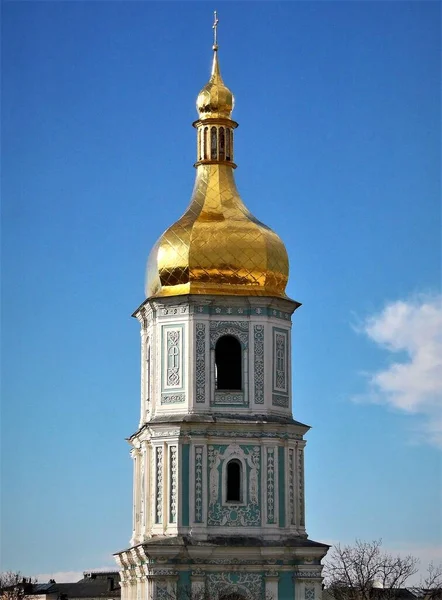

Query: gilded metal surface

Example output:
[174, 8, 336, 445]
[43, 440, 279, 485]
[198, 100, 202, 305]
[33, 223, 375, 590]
[145, 42, 289, 299]
[146, 164, 289, 298]
[197, 50, 234, 120]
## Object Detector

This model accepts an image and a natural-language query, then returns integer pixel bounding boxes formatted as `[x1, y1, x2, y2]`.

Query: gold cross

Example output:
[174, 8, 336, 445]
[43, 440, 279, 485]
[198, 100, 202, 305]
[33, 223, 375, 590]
[212, 11, 219, 48]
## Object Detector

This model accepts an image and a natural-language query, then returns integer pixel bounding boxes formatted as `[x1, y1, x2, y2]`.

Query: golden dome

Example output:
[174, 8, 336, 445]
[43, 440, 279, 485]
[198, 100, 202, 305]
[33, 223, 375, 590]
[196, 50, 234, 120]
[145, 34, 289, 300]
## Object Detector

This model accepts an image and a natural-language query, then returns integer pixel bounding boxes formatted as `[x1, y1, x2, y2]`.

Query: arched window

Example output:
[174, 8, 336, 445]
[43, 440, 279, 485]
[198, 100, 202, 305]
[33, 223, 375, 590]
[211, 126, 217, 160]
[226, 459, 242, 502]
[203, 127, 208, 159]
[225, 128, 231, 161]
[219, 127, 225, 161]
[215, 335, 242, 390]
[198, 129, 203, 160]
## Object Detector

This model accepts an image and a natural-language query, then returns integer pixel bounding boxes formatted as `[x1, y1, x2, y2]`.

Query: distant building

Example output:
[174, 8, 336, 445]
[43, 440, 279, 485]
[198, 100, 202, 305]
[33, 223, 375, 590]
[1, 571, 120, 600]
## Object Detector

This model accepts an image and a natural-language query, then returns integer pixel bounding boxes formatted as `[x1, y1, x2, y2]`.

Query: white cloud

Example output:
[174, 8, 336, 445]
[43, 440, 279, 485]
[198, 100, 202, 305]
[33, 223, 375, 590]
[357, 294, 442, 448]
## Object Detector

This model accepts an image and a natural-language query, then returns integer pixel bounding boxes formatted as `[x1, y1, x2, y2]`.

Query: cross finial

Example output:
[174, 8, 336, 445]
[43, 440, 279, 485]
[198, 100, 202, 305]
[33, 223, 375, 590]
[212, 10, 219, 49]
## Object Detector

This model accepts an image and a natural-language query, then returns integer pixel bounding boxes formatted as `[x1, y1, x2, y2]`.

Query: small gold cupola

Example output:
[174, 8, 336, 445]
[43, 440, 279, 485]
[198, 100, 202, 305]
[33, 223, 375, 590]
[145, 13, 289, 299]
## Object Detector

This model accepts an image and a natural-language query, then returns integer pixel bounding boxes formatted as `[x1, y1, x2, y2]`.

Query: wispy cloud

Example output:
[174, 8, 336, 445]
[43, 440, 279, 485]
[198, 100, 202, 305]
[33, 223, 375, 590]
[356, 294, 442, 448]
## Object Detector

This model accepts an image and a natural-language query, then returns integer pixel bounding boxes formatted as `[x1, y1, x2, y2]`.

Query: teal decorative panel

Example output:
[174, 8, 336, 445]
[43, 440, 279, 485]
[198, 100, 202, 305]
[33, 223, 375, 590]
[254, 325, 265, 404]
[194, 445, 203, 523]
[181, 444, 190, 526]
[279, 571, 294, 599]
[266, 448, 276, 524]
[207, 444, 261, 527]
[207, 572, 263, 599]
[278, 446, 286, 527]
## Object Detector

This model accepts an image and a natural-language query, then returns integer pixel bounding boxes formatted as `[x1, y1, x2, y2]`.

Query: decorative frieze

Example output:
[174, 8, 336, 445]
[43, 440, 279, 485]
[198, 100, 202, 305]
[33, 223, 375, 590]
[161, 393, 185, 404]
[195, 305, 292, 321]
[266, 447, 275, 524]
[272, 394, 289, 408]
[194, 446, 203, 523]
[274, 331, 287, 392]
[213, 391, 246, 406]
[155, 447, 163, 524]
[188, 429, 302, 440]
[298, 445, 305, 527]
[169, 446, 177, 523]
[195, 323, 206, 403]
[166, 330, 181, 387]
[253, 325, 265, 404]
[288, 447, 295, 525]
[210, 321, 249, 348]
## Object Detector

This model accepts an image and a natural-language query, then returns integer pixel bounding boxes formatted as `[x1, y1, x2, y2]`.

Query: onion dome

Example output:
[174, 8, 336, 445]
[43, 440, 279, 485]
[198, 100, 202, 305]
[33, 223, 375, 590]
[145, 21, 289, 300]
[196, 50, 234, 120]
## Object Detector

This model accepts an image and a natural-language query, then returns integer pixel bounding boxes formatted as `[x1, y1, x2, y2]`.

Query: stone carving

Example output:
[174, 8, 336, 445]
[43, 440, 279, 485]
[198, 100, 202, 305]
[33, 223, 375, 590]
[306, 585, 316, 599]
[253, 325, 265, 404]
[155, 582, 170, 600]
[166, 330, 180, 387]
[194, 446, 203, 523]
[160, 306, 189, 316]
[207, 444, 261, 527]
[188, 429, 302, 440]
[298, 446, 305, 527]
[195, 323, 206, 403]
[169, 446, 177, 523]
[272, 394, 289, 408]
[150, 429, 181, 438]
[213, 391, 245, 406]
[288, 448, 295, 525]
[210, 321, 249, 349]
[266, 448, 275, 524]
[275, 332, 286, 390]
[155, 447, 163, 524]
[161, 393, 185, 404]
[140, 450, 145, 528]
[207, 573, 262, 600]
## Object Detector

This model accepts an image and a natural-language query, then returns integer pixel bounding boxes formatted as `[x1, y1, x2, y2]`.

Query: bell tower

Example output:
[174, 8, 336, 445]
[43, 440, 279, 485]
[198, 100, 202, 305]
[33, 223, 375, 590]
[115, 14, 328, 600]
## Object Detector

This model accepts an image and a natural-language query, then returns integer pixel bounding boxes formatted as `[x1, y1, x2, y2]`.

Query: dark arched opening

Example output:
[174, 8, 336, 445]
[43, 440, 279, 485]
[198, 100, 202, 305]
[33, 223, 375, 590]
[215, 335, 242, 390]
[211, 126, 217, 159]
[226, 459, 242, 502]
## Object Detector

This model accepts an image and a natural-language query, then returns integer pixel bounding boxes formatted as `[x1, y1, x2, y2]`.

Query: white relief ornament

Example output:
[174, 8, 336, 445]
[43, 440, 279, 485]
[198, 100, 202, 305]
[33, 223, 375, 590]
[298, 446, 305, 527]
[288, 448, 295, 525]
[305, 586, 316, 600]
[206, 573, 261, 600]
[166, 330, 180, 387]
[194, 446, 203, 522]
[169, 446, 177, 523]
[254, 325, 265, 404]
[208, 446, 221, 506]
[275, 332, 286, 390]
[155, 447, 163, 524]
[210, 321, 249, 348]
[266, 448, 275, 524]
[195, 323, 206, 404]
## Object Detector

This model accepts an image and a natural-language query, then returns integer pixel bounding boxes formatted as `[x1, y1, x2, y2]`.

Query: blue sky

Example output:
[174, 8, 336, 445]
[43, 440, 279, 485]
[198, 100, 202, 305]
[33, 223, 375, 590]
[1, 0, 441, 581]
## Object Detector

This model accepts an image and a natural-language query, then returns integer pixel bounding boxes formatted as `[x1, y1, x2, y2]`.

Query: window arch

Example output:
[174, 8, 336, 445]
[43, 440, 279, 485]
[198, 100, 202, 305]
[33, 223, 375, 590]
[226, 459, 242, 502]
[215, 335, 242, 390]
[203, 127, 208, 159]
[219, 127, 225, 161]
[211, 126, 217, 159]
[225, 128, 231, 161]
